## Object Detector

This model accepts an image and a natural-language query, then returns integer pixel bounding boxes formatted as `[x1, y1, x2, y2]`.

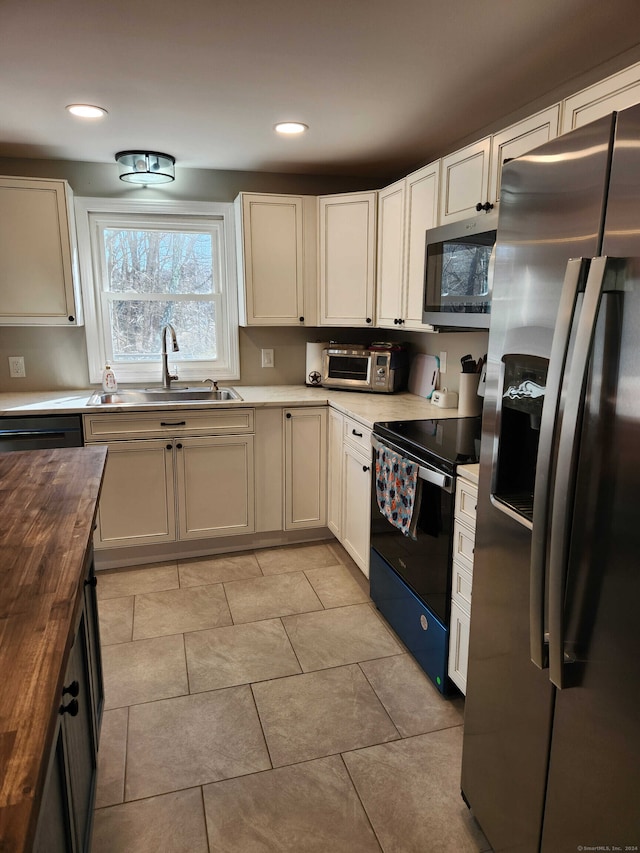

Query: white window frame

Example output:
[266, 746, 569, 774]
[75, 197, 239, 385]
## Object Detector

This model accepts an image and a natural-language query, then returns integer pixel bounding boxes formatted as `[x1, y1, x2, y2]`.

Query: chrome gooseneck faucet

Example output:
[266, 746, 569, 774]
[161, 324, 179, 388]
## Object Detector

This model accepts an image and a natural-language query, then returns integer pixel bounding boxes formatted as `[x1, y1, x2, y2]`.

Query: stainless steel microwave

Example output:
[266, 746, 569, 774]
[422, 211, 498, 329]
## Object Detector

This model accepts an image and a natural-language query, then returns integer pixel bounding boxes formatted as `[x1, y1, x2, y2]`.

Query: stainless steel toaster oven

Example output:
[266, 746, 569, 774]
[321, 345, 409, 393]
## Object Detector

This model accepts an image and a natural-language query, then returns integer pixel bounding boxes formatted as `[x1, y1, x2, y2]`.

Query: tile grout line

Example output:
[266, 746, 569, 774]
[338, 751, 386, 853]
[356, 661, 402, 741]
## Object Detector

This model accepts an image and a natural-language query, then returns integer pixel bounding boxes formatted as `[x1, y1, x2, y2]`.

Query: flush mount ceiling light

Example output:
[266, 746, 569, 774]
[115, 150, 176, 184]
[66, 104, 108, 118]
[274, 121, 308, 135]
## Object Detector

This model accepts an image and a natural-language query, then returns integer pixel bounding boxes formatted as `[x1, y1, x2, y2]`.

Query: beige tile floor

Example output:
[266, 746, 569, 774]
[92, 540, 492, 853]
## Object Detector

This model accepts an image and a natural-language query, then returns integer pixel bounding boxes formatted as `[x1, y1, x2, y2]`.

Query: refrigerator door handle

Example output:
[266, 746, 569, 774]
[547, 256, 620, 688]
[530, 258, 589, 670]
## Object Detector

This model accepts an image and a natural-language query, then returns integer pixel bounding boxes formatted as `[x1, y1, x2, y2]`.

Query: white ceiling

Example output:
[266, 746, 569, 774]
[2, 0, 640, 179]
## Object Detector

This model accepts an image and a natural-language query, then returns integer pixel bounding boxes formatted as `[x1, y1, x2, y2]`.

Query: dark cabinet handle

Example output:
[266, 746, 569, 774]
[176, 442, 183, 449]
[299, 316, 304, 323]
[160, 421, 186, 427]
[362, 465, 370, 472]
[60, 699, 79, 717]
[352, 429, 363, 437]
[166, 443, 172, 450]
[475, 202, 494, 212]
[63, 680, 80, 698]
[398, 318, 404, 325]
[393, 318, 398, 325]
[286, 412, 292, 419]
[68, 315, 75, 322]
[84, 576, 97, 588]
[366, 317, 372, 324]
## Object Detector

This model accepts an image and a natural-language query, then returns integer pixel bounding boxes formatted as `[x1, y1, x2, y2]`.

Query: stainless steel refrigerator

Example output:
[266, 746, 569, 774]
[461, 105, 640, 852]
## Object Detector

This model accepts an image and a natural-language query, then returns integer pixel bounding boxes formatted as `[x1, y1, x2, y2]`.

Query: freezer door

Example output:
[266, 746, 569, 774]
[540, 106, 640, 850]
[461, 115, 615, 853]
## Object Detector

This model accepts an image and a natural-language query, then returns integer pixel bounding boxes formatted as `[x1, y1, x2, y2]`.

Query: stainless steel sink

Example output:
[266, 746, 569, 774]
[87, 386, 243, 405]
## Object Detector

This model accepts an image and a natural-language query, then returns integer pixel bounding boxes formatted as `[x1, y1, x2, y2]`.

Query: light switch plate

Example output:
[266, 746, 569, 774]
[9, 356, 26, 378]
[261, 348, 274, 368]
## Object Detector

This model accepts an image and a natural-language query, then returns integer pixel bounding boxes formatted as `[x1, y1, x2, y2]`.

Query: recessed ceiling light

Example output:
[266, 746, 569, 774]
[274, 121, 308, 135]
[66, 104, 108, 119]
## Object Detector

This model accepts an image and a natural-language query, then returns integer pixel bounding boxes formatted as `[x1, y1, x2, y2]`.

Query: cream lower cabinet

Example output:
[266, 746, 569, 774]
[329, 414, 372, 578]
[327, 408, 344, 537]
[448, 472, 478, 694]
[341, 438, 372, 577]
[83, 408, 255, 549]
[283, 407, 327, 530]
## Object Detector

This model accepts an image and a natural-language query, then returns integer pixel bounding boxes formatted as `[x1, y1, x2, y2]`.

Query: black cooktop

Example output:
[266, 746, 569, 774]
[373, 416, 481, 473]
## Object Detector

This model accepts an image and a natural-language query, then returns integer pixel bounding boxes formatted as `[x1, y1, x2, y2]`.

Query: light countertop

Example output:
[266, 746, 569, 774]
[0, 385, 465, 429]
[458, 463, 480, 485]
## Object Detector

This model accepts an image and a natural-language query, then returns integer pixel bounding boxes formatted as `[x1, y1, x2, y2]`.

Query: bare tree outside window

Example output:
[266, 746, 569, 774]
[101, 227, 219, 362]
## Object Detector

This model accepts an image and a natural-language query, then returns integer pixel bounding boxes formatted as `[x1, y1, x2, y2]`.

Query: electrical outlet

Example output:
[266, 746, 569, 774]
[8, 356, 26, 378]
[439, 351, 447, 374]
[261, 348, 274, 368]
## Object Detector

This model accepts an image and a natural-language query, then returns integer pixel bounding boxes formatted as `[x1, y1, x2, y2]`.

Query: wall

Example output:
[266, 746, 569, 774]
[0, 157, 384, 393]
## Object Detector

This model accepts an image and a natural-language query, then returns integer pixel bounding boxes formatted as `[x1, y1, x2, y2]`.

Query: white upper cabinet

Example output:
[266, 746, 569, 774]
[376, 161, 440, 330]
[439, 138, 491, 224]
[318, 191, 377, 327]
[0, 176, 83, 326]
[235, 192, 317, 326]
[489, 105, 561, 207]
[561, 61, 640, 134]
[375, 179, 405, 328]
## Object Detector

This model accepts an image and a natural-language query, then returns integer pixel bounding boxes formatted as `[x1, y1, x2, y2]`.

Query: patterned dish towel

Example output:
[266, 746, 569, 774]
[374, 441, 423, 539]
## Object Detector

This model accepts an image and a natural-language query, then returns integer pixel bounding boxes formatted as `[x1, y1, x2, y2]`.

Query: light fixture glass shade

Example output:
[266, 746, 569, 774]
[115, 150, 176, 184]
[274, 122, 308, 135]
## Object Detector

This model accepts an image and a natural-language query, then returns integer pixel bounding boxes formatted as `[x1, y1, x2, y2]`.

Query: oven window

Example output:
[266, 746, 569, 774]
[327, 355, 370, 381]
[370, 479, 454, 624]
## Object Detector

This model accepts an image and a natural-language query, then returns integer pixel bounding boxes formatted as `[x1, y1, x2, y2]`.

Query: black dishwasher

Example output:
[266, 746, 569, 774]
[0, 415, 83, 451]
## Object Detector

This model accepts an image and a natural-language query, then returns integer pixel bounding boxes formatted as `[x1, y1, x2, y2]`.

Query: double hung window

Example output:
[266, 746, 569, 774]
[75, 199, 239, 384]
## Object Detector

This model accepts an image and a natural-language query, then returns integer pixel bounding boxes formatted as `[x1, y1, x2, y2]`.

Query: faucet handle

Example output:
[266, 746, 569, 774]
[202, 378, 219, 391]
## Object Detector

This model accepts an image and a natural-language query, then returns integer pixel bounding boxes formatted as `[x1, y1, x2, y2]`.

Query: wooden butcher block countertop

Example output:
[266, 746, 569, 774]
[0, 446, 107, 853]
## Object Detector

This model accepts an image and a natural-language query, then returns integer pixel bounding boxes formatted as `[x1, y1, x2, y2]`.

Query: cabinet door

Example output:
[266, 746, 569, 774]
[489, 105, 561, 206]
[403, 161, 440, 329]
[342, 443, 372, 577]
[0, 177, 81, 326]
[439, 138, 491, 224]
[33, 721, 73, 853]
[236, 193, 307, 326]
[318, 192, 376, 327]
[284, 407, 327, 530]
[561, 61, 640, 133]
[83, 554, 104, 744]
[175, 435, 255, 539]
[63, 611, 97, 852]
[95, 439, 176, 548]
[327, 408, 344, 537]
[375, 179, 405, 329]
[448, 599, 470, 694]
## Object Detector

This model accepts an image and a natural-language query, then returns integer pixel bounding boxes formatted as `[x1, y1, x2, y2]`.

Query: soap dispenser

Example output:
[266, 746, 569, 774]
[102, 364, 118, 393]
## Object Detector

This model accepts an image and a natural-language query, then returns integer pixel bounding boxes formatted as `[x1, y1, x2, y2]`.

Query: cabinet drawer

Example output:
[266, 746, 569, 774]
[453, 519, 475, 570]
[343, 415, 372, 456]
[84, 407, 255, 441]
[448, 599, 470, 695]
[455, 478, 478, 529]
[452, 559, 472, 615]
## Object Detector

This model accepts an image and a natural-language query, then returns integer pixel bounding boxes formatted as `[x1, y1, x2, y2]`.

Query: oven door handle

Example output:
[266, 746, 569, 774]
[418, 465, 452, 492]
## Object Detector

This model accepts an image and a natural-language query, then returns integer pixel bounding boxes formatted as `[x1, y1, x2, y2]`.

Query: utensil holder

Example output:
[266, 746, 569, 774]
[458, 372, 482, 417]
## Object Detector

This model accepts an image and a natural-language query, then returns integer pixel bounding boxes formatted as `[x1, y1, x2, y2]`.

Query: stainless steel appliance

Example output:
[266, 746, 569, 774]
[321, 345, 408, 393]
[461, 106, 640, 851]
[0, 415, 83, 451]
[422, 211, 497, 328]
[370, 417, 481, 693]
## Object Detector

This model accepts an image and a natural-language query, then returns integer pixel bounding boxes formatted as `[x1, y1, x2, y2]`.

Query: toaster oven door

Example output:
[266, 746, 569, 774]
[322, 352, 371, 389]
